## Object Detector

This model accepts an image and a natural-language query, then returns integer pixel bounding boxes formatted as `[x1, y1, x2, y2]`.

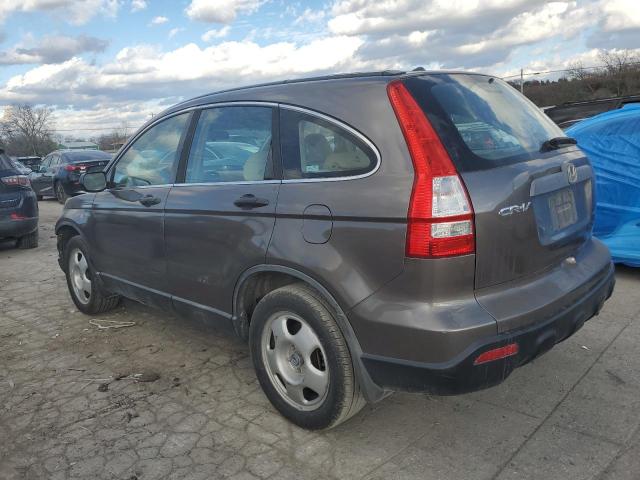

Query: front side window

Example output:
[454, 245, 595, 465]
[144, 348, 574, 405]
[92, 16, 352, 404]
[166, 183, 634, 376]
[113, 113, 190, 187]
[280, 109, 377, 180]
[185, 106, 273, 184]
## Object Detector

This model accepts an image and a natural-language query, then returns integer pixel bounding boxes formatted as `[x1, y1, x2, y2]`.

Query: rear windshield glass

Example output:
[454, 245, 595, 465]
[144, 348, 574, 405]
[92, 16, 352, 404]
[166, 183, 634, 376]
[404, 74, 565, 171]
[65, 151, 112, 162]
[0, 153, 15, 171]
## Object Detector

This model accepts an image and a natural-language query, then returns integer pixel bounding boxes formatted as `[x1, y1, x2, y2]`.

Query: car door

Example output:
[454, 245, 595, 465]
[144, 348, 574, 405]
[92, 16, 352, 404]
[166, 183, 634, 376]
[32, 155, 55, 196]
[164, 105, 279, 326]
[89, 112, 192, 309]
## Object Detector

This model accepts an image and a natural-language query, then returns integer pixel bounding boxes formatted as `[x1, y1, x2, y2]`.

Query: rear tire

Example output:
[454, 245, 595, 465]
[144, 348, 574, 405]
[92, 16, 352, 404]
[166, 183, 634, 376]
[55, 182, 67, 204]
[36, 194, 43, 201]
[249, 283, 365, 430]
[63, 236, 121, 315]
[17, 231, 38, 249]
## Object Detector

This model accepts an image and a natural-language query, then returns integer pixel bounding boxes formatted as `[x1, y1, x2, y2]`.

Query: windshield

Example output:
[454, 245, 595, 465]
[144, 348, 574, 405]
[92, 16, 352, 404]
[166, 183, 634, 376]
[404, 74, 566, 171]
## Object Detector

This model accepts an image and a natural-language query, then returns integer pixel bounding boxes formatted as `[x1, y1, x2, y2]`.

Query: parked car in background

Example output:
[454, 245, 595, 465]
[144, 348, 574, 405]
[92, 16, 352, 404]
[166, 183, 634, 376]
[544, 95, 640, 129]
[56, 71, 614, 429]
[0, 150, 38, 248]
[567, 104, 640, 267]
[30, 149, 111, 203]
[10, 159, 32, 175]
[15, 156, 42, 171]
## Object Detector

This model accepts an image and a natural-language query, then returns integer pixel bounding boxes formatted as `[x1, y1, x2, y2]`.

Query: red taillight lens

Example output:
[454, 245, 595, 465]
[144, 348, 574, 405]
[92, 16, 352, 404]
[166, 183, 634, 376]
[474, 343, 519, 365]
[10, 213, 26, 220]
[387, 81, 475, 258]
[1, 175, 30, 187]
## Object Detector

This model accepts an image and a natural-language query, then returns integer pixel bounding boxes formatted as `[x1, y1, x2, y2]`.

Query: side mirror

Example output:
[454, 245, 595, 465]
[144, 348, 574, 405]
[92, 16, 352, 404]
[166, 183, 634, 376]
[39, 165, 47, 173]
[80, 171, 107, 192]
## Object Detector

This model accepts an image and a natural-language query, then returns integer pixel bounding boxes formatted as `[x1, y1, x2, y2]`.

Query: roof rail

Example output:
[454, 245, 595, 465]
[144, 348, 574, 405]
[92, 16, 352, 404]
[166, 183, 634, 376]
[175, 70, 406, 107]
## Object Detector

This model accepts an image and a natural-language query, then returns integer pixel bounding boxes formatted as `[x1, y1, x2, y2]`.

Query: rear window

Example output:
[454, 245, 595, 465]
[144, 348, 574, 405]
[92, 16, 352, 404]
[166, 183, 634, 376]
[404, 74, 565, 171]
[65, 151, 112, 163]
[0, 153, 16, 171]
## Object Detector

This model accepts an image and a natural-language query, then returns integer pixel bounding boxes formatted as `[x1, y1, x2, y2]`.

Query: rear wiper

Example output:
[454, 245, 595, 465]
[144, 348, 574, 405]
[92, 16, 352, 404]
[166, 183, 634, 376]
[540, 136, 577, 152]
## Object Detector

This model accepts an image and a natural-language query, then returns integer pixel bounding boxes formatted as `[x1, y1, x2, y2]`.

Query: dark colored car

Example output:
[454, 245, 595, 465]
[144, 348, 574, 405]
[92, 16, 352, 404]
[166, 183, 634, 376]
[0, 150, 38, 248]
[10, 158, 32, 175]
[16, 156, 41, 171]
[544, 95, 640, 129]
[55, 71, 615, 429]
[30, 149, 111, 203]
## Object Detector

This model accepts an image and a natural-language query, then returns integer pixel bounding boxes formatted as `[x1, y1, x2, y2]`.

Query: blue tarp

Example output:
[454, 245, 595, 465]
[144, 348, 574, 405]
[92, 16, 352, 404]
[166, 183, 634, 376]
[567, 104, 640, 267]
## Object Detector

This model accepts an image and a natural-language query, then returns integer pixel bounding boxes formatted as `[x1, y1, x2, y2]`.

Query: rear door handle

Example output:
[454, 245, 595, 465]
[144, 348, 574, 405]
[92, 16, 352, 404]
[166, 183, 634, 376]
[139, 194, 161, 207]
[234, 194, 270, 209]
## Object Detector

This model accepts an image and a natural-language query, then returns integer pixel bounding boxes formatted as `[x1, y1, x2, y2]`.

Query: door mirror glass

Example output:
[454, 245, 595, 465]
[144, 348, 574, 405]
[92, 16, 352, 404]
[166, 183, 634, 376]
[81, 172, 107, 192]
[39, 165, 48, 173]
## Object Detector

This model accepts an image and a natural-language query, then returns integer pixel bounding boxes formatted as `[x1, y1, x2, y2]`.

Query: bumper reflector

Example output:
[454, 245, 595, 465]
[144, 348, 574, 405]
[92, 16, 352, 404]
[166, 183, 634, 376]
[473, 343, 519, 365]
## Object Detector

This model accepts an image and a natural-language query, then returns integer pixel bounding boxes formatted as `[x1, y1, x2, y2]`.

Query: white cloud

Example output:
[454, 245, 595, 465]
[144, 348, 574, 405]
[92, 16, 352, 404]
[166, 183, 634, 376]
[0, 34, 108, 65]
[150, 15, 169, 26]
[185, 0, 265, 24]
[0, 35, 365, 107]
[293, 8, 325, 25]
[201, 26, 231, 42]
[0, 0, 120, 25]
[169, 27, 184, 39]
[601, 0, 640, 31]
[131, 0, 147, 12]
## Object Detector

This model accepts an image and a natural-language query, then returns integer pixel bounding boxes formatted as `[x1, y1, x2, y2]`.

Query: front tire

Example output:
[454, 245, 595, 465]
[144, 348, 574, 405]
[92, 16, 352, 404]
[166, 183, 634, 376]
[55, 182, 67, 204]
[249, 283, 365, 430]
[63, 236, 121, 314]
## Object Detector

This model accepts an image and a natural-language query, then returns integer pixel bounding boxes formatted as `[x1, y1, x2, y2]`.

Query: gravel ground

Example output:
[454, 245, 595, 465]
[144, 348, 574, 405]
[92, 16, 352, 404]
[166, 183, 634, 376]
[1, 199, 639, 480]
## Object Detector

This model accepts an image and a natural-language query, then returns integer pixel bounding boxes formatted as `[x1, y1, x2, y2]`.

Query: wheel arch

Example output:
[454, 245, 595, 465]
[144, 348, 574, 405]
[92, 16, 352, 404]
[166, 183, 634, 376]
[233, 264, 386, 402]
[54, 221, 83, 271]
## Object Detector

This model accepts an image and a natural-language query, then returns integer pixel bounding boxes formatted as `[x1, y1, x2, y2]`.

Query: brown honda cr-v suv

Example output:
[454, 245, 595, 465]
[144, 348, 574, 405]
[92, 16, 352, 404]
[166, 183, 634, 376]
[56, 71, 615, 429]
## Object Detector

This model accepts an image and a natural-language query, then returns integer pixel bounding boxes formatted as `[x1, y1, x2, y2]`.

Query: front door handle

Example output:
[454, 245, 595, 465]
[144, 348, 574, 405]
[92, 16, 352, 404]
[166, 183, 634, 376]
[234, 194, 270, 209]
[139, 194, 161, 207]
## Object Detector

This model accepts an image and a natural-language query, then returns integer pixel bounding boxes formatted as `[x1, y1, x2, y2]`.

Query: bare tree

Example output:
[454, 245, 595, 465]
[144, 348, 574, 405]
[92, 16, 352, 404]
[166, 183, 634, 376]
[1, 104, 56, 156]
[599, 50, 640, 96]
[567, 61, 598, 95]
[96, 122, 131, 152]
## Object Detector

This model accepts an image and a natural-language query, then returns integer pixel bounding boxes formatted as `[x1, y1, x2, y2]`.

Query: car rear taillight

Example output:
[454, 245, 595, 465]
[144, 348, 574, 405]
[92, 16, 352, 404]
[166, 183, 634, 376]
[65, 164, 86, 172]
[1, 175, 30, 187]
[387, 81, 475, 258]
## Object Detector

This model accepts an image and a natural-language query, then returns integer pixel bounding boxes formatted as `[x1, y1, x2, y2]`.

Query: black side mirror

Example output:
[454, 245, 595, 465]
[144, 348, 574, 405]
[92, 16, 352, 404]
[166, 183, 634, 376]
[39, 165, 47, 173]
[80, 171, 107, 192]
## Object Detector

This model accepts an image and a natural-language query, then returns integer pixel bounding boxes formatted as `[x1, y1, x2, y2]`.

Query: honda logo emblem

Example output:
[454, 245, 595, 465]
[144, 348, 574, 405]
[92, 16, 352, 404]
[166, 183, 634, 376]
[566, 163, 578, 184]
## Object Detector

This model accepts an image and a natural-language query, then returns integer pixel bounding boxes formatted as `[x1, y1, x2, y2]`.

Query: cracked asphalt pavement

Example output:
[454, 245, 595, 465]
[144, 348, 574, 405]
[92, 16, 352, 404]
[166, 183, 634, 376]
[1, 200, 639, 480]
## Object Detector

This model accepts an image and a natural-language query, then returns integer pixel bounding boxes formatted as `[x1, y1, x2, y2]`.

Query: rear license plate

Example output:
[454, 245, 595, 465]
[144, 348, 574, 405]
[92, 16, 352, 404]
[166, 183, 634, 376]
[548, 188, 577, 231]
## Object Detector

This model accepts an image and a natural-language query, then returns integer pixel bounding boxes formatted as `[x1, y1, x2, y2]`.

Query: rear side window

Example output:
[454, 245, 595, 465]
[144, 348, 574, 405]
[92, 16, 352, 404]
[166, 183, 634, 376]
[185, 106, 273, 183]
[280, 109, 377, 180]
[404, 74, 565, 171]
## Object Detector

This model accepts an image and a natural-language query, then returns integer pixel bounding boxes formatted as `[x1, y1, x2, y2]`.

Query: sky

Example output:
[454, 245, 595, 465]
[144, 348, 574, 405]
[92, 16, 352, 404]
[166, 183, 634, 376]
[0, 0, 638, 139]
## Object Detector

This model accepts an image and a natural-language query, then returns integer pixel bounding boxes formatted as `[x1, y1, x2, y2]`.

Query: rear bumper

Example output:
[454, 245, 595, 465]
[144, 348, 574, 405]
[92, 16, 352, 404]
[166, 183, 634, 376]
[0, 217, 38, 238]
[361, 261, 615, 394]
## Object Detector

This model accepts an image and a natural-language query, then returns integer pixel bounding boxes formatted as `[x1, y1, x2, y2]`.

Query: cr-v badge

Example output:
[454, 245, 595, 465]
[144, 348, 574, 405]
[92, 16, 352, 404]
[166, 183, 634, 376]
[499, 201, 532, 216]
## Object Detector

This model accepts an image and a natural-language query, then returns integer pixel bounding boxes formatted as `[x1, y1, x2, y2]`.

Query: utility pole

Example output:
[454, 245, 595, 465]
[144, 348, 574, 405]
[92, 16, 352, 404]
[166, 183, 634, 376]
[520, 68, 524, 94]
